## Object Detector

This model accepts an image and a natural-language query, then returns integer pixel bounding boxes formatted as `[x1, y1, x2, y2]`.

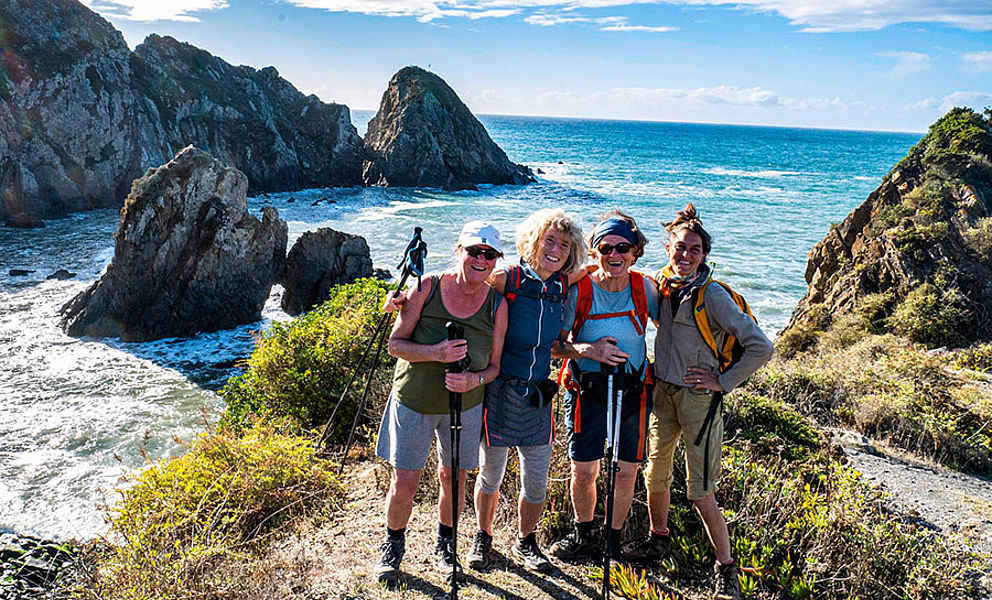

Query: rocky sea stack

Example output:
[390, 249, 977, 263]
[783, 108, 992, 351]
[362, 66, 534, 190]
[60, 146, 287, 341]
[279, 228, 374, 316]
[0, 0, 363, 227]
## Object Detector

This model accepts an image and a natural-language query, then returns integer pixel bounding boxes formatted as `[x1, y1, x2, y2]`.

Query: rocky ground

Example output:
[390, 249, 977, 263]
[833, 429, 992, 586]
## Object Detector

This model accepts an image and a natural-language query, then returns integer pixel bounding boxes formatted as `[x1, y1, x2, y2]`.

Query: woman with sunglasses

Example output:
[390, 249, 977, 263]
[374, 220, 509, 584]
[551, 210, 659, 564]
[382, 210, 588, 573]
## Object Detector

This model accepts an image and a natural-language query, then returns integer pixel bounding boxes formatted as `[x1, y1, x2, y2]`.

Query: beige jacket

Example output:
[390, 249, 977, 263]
[652, 271, 774, 392]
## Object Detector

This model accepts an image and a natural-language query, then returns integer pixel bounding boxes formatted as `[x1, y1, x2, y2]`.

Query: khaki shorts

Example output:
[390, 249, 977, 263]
[643, 381, 723, 500]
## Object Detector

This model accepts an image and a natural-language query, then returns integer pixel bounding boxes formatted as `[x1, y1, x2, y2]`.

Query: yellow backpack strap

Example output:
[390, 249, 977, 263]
[692, 281, 719, 361]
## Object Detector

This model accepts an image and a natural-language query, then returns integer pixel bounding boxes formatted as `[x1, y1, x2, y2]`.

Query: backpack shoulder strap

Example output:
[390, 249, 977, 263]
[692, 280, 719, 363]
[503, 265, 522, 304]
[571, 273, 593, 334]
[629, 271, 650, 332]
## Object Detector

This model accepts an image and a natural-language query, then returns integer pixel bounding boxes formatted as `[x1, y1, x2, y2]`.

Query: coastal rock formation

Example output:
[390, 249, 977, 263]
[783, 108, 992, 348]
[60, 146, 287, 341]
[0, 0, 363, 227]
[279, 228, 373, 315]
[0, 0, 146, 225]
[132, 34, 364, 192]
[362, 66, 534, 190]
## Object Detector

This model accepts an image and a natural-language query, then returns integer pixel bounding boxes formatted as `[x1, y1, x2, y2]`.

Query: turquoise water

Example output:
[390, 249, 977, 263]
[0, 115, 920, 539]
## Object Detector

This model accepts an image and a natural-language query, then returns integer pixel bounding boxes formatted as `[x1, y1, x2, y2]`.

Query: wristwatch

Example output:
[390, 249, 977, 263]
[478, 374, 485, 386]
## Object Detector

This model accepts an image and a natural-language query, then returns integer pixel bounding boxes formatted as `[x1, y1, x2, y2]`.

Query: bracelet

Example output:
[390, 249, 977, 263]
[478, 374, 485, 386]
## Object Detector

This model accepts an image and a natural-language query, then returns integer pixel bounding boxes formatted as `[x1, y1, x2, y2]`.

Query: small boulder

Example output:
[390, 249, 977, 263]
[9, 269, 34, 277]
[60, 146, 287, 341]
[362, 66, 534, 190]
[279, 228, 373, 315]
[46, 270, 76, 280]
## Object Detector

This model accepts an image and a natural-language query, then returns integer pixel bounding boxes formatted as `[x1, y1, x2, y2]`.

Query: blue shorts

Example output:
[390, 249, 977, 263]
[564, 383, 652, 463]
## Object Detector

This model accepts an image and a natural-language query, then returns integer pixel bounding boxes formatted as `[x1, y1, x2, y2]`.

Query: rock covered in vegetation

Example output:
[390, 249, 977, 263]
[60, 146, 287, 341]
[0, 0, 363, 227]
[362, 66, 534, 190]
[132, 34, 364, 193]
[279, 228, 374, 315]
[783, 108, 992, 349]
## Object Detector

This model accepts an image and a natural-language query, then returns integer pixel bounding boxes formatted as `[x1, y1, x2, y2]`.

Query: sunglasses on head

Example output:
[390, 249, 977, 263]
[596, 242, 634, 255]
[465, 245, 501, 260]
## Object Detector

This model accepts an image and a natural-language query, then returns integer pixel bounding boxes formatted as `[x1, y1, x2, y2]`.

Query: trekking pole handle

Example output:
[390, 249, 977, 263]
[445, 321, 470, 373]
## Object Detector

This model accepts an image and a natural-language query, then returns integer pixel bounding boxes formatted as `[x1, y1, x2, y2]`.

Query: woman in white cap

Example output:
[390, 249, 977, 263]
[374, 220, 509, 584]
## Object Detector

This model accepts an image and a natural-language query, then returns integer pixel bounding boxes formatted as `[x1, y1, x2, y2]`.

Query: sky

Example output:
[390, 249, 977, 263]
[79, 0, 992, 133]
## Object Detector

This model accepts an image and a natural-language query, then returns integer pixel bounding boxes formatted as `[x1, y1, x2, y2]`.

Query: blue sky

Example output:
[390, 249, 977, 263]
[81, 0, 992, 132]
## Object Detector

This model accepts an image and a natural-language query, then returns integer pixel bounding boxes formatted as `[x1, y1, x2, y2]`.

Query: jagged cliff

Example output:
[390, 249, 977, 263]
[363, 66, 534, 190]
[132, 35, 363, 192]
[783, 108, 992, 349]
[0, 0, 146, 226]
[0, 0, 363, 226]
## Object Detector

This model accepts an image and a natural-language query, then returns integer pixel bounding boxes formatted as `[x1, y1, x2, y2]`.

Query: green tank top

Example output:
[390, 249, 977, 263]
[393, 276, 498, 414]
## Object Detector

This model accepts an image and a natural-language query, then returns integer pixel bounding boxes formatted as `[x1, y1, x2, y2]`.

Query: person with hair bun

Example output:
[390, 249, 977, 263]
[628, 203, 773, 600]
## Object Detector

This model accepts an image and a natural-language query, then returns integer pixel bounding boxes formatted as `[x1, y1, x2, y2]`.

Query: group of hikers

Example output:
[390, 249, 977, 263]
[372, 204, 774, 600]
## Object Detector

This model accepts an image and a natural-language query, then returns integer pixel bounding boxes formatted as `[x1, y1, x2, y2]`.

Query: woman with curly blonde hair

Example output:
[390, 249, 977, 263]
[467, 208, 587, 573]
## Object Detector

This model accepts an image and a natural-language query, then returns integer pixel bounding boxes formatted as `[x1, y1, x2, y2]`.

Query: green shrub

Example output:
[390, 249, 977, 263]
[963, 216, 992, 260]
[898, 107, 992, 170]
[718, 449, 982, 600]
[893, 222, 949, 260]
[954, 342, 992, 372]
[726, 391, 822, 460]
[856, 291, 896, 334]
[220, 278, 396, 437]
[85, 426, 343, 600]
[887, 283, 971, 348]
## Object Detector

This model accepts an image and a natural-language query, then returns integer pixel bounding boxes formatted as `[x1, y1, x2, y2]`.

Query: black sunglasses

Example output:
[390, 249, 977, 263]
[596, 242, 634, 255]
[465, 245, 501, 260]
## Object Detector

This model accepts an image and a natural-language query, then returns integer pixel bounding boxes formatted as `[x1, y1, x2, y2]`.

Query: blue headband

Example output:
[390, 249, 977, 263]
[591, 218, 637, 247]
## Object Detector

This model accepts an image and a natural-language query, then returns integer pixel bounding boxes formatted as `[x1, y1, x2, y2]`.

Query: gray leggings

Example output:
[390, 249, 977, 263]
[475, 442, 554, 504]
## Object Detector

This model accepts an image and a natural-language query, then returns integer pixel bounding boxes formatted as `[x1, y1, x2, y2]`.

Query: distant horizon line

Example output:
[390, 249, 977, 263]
[347, 107, 926, 136]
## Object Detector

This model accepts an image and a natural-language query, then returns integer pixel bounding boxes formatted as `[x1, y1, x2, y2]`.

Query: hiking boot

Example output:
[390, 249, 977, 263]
[467, 530, 492, 571]
[623, 531, 671, 565]
[434, 535, 464, 580]
[513, 533, 552, 573]
[550, 524, 598, 563]
[713, 562, 741, 600]
[374, 536, 405, 584]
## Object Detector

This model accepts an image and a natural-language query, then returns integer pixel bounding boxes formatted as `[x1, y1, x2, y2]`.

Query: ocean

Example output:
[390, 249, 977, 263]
[0, 112, 920, 540]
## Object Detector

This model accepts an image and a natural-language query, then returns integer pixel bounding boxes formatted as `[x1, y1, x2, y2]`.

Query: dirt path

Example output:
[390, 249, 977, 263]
[831, 429, 992, 596]
[265, 461, 670, 600]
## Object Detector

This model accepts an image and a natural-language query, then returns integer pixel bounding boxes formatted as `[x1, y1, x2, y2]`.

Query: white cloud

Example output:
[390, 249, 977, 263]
[600, 23, 678, 32]
[876, 51, 932, 77]
[963, 51, 992, 71]
[907, 91, 992, 113]
[81, 0, 227, 21]
[277, 1, 992, 32]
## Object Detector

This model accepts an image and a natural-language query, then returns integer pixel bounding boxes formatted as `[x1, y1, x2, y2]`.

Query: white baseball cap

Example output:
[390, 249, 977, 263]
[457, 220, 502, 255]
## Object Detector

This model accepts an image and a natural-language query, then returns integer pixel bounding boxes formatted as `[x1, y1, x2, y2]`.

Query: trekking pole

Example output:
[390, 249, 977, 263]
[445, 321, 470, 599]
[315, 227, 427, 460]
[601, 359, 616, 600]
